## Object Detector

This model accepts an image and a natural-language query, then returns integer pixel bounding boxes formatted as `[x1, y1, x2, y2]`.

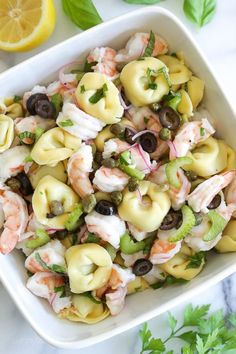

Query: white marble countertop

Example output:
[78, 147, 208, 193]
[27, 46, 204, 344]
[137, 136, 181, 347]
[1, 1, 236, 353]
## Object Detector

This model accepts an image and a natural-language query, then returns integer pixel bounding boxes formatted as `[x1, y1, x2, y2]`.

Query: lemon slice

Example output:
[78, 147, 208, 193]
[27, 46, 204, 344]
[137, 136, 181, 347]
[0, 0, 56, 52]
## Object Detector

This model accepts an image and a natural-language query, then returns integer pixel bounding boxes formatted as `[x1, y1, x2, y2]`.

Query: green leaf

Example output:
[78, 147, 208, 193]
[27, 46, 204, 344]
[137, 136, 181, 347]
[185, 251, 205, 269]
[89, 83, 108, 104]
[183, 0, 217, 28]
[54, 285, 66, 298]
[51, 93, 63, 115]
[145, 338, 165, 351]
[150, 275, 188, 289]
[184, 304, 210, 326]
[182, 346, 194, 354]
[198, 309, 224, 334]
[59, 119, 74, 127]
[167, 312, 177, 332]
[124, 0, 164, 5]
[195, 335, 205, 354]
[35, 253, 67, 274]
[142, 30, 155, 57]
[13, 95, 21, 102]
[178, 331, 197, 344]
[82, 291, 102, 304]
[139, 323, 152, 350]
[62, 0, 102, 30]
[228, 313, 236, 328]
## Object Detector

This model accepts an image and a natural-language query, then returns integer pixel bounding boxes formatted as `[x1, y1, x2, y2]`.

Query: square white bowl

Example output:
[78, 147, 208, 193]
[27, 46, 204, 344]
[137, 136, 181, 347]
[0, 6, 236, 349]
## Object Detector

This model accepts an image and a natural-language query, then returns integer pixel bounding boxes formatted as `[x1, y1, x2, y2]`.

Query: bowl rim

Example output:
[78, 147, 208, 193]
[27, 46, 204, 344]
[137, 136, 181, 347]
[1, 5, 236, 349]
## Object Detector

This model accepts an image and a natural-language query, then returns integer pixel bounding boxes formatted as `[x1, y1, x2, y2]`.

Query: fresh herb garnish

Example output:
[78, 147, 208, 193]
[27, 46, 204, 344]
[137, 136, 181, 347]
[82, 291, 102, 304]
[59, 119, 74, 127]
[13, 95, 21, 103]
[157, 66, 172, 87]
[85, 233, 100, 243]
[186, 251, 206, 269]
[183, 0, 217, 28]
[34, 127, 45, 141]
[24, 155, 34, 163]
[89, 83, 108, 104]
[51, 93, 63, 115]
[35, 253, 67, 274]
[150, 275, 189, 289]
[148, 83, 157, 90]
[200, 127, 205, 136]
[142, 30, 155, 57]
[62, 0, 102, 30]
[80, 85, 86, 93]
[84, 61, 97, 72]
[54, 285, 66, 298]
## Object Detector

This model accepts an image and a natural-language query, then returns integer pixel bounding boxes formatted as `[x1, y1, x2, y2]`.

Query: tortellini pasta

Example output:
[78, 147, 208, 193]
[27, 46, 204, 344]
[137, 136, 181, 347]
[65, 244, 112, 293]
[76, 72, 124, 124]
[118, 180, 171, 232]
[183, 137, 228, 177]
[187, 76, 205, 109]
[120, 57, 170, 106]
[160, 244, 205, 280]
[31, 127, 81, 166]
[95, 126, 115, 152]
[219, 140, 236, 171]
[32, 175, 79, 228]
[127, 276, 149, 295]
[177, 89, 193, 118]
[58, 294, 109, 323]
[0, 115, 14, 153]
[6, 103, 24, 119]
[29, 162, 67, 189]
[158, 55, 192, 85]
[215, 220, 236, 253]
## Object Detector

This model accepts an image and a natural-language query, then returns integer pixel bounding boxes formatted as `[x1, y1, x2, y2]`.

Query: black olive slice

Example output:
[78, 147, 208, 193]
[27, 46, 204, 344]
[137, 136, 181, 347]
[160, 210, 182, 230]
[95, 200, 117, 216]
[159, 106, 180, 131]
[139, 132, 157, 153]
[132, 259, 153, 276]
[35, 99, 56, 119]
[26, 93, 49, 115]
[207, 194, 221, 210]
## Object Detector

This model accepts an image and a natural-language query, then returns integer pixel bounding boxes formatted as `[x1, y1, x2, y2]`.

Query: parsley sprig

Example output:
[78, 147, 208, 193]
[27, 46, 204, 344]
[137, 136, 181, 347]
[138, 303, 236, 353]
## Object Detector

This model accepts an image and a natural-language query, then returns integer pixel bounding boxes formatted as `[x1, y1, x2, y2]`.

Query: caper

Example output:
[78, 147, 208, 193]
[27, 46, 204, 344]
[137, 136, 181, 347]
[6, 177, 21, 192]
[150, 102, 161, 112]
[185, 170, 198, 182]
[110, 123, 125, 136]
[102, 158, 117, 168]
[82, 194, 97, 213]
[159, 128, 171, 141]
[110, 191, 123, 206]
[50, 200, 64, 216]
[94, 151, 103, 164]
[194, 212, 203, 226]
[54, 229, 68, 240]
[128, 177, 139, 192]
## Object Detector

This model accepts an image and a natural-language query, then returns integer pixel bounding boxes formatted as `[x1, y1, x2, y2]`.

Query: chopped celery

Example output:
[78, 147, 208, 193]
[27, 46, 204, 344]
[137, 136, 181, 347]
[105, 243, 117, 261]
[65, 203, 83, 231]
[119, 150, 132, 165]
[120, 165, 145, 180]
[166, 157, 193, 189]
[168, 205, 195, 242]
[203, 211, 227, 241]
[26, 228, 50, 249]
[168, 95, 182, 111]
[120, 233, 146, 255]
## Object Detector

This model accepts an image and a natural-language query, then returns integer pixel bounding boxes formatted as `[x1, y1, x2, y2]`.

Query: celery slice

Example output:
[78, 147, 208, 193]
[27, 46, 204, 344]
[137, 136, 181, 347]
[166, 157, 193, 188]
[203, 211, 227, 241]
[120, 164, 145, 180]
[120, 233, 146, 254]
[168, 205, 195, 242]
[26, 229, 50, 249]
[65, 203, 83, 231]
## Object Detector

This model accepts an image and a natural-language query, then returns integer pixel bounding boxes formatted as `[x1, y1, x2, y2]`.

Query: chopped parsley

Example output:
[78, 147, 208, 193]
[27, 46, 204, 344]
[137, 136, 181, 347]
[54, 285, 66, 298]
[80, 84, 86, 93]
[89, 83, 108, 104]
[82, 291, 102, 304]
[186, 251, 206, 269]
[50, 93, 63, 115]
[142, 30, 155, 58]
[150, 275, 189, 289]
[13, 95, 21, 103]
[200, 127, 205, 136]
[59, 119, 74, 127]
[24, 155, 33, 163]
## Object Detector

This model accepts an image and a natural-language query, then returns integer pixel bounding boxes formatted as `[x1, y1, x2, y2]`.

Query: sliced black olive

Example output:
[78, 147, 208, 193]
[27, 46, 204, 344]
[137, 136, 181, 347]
[160, 210, 182, 230]
[124, 127, 136, 144]
[95, 200, 117, 216]
[159, 106, 180, 131]
[16, 172, 33, 196]
[132, 259, 153, 276]
[207, 194, 221, 210]
[139, 132, 157, 153]
[26, 93, 49, 115]
[35, 99, 56, 118]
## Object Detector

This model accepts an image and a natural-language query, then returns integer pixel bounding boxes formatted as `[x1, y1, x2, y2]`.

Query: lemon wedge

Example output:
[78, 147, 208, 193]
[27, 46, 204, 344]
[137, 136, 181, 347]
[0, 0, 56, 52]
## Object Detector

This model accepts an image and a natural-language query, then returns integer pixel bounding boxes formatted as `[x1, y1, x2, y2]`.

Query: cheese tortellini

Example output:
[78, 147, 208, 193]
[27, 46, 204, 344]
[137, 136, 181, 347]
[32, 175, 79, 228]
[29, 162, 67, 189]
[187, 76, 205, 109]
[160, 245, 205, 280]
[65, 244, 112, 293]
[183, 137, 228, 177]
[215, 220, 236, 253]
[120, 57, 170, 106]
[95, 126, 115, 152]
[177, 89, 193, 118]
[158, 55, 192, 85]
[76, 72, 124, 124]
[220, 140, 236, 171]
[31, 127, 81, 166]
[127, 276, 149, 295]
[118, 180, 171, 232]
[0, 115, 14, 153]
[59, 294, 109, 323]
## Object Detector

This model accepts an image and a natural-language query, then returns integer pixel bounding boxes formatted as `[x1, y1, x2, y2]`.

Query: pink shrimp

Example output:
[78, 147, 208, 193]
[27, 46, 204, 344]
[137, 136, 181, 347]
[225, 177, 236, 217]
[87, 47, 119, 80]
[102, 138, 131, 159]
[188, 170, 236, 213]
[93, 166, 129, 193]
[25, 240, 66, 273]
[67, 143, 94, 198]
[149, 236, 181, 264]
[127, 222, 148, 241]
[0, 146, 30, 181]
[26, 272, 71, 313]
[106, 286, 127, 316]
[170, 118, 215, 159]
[116, 32, 168, 63]
[15, 116, 56, 135]
[0, 188, 29, 254]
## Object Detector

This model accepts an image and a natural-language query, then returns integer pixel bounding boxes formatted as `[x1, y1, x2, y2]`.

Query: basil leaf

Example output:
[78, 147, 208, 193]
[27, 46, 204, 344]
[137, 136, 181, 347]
[54, 285, 66, 298]
[142, 30, 155, 57]
[62, 0, 102, 30]
[59, 119, 74, 127]
[89, 83, 108, 104]
[183, 0, 217, 27]
[124, 0, 164, 4]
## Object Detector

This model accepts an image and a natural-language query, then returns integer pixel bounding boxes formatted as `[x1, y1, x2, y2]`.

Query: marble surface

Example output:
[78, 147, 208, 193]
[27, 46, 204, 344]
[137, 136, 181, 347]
[1, 1, 236, 353]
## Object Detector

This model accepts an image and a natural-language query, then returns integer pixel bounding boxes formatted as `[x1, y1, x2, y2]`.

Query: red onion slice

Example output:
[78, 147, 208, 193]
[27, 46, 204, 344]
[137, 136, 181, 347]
[132, 129, 158, 141]
[167, 140, 177, 159]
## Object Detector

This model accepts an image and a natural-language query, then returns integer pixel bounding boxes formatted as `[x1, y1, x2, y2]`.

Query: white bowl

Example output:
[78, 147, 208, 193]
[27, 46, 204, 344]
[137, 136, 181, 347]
[0, 6, 236, 349]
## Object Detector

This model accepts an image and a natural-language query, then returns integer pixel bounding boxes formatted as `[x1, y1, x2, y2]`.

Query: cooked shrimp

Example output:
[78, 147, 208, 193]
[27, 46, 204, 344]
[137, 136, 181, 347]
[143, 265, 166, 285]
[85, 210, 126, 248]
[129, 144, 157, 174]
[26, 272, 71, 313]
[0, 188, 29, 254]
[57, 102, 105, 140]
[102, 138, 131, 159]
[170, 118, 215, 159]
[188, 170, 236, 213]
[25, 239, 66, 273]
[15, 116, 56, 135]
[105, 286, 127, 316]
[67, 143, 94, 198]
[121, 251, 146, 267]
[93, 166, 129, 193]
[127, 222, 148, 241]
[87, 47, 119, 80]
[225, 177, 236, 217]
[149, 235, 181, 264]
[0, 146, 30, 181]
[116, 32, 168, 63]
